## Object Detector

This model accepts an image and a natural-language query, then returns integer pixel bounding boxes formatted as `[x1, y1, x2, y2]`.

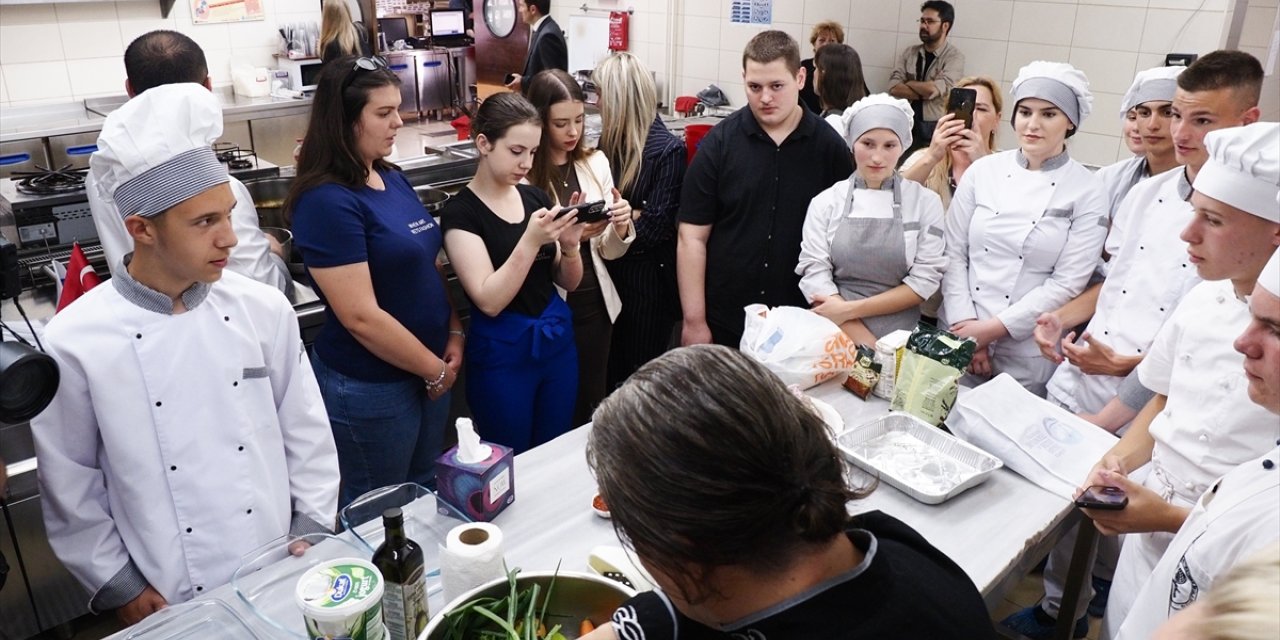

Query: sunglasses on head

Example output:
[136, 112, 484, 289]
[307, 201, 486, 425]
[353, 56, 388, 71]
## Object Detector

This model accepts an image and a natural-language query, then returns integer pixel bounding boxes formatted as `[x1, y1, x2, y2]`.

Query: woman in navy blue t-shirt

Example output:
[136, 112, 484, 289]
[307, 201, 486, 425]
[286, 56, 463, 508]
[442, 92, 586, 453]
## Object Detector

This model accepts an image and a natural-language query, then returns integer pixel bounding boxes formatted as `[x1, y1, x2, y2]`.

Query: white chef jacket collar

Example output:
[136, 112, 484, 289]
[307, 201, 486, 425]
[1015, 148, 1070, 171]
[113, 254, 212, 314]
[1176, 167, 1193, 201]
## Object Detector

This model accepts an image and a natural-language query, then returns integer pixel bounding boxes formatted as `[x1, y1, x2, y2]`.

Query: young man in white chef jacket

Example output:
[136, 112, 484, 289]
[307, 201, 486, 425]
[32, 84, 339, 625]
[1007, 52, 1265, 638]
[88, 29, 291, 294]
[1061, 122, 1280, 639]
[1091, 66, 1184, 223]
[1111, 247, 1280, 639]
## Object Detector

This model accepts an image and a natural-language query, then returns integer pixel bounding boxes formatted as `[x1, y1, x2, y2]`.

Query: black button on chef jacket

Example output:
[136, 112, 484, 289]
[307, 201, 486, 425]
[679, 106, 853, 346]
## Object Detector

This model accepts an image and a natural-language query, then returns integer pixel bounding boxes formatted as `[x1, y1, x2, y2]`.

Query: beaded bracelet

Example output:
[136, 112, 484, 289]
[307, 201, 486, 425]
[425, 360, 447, 391]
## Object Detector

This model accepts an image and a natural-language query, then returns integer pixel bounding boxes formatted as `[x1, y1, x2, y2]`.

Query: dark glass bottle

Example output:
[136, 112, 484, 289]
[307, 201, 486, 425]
[372, 507, 428, 640]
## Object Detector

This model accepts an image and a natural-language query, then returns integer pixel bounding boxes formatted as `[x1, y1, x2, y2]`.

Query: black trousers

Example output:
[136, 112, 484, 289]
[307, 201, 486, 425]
[606, 255, 680, 390]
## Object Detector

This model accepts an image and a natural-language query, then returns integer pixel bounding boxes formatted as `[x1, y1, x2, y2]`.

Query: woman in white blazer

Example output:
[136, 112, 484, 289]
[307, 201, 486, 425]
[797, 94, 946, 346]
[941, 61, 1109, 397]
[526, 69, 634, 426]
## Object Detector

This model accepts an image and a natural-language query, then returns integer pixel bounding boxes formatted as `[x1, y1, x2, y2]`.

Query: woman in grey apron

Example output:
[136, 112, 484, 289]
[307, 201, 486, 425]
[797, 94, 947, 346]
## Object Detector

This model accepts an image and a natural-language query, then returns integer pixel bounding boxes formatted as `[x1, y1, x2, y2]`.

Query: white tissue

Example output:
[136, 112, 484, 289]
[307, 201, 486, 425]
[455, 418, 492, 464]
[440, 522, 506, 604]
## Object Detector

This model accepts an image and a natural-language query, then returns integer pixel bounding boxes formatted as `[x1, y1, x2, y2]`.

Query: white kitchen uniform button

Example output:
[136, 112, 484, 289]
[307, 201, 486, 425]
[1184, 482, 1195, 490]
[1199, 434, 1208, 442]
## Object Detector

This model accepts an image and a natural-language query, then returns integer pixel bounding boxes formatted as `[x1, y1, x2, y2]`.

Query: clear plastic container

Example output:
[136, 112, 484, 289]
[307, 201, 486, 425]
[232, 533, 371, 639]
[123, 599, 259, 640]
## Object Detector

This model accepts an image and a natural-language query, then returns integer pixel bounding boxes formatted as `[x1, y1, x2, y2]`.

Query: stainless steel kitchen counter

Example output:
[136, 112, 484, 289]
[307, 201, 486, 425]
[0, 88, 313, 143]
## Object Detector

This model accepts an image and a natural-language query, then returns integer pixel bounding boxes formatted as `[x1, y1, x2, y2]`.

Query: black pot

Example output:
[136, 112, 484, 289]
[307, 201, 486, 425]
[242, 177, 293, 229]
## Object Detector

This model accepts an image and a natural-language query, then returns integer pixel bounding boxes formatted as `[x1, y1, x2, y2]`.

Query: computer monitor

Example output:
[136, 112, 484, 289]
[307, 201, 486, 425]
[377, 17, 411, 46]
[430, 10, 466, 37]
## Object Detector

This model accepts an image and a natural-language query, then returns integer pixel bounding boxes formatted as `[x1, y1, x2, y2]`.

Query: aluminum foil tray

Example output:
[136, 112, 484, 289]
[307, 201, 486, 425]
[837, 413, 1003, 504]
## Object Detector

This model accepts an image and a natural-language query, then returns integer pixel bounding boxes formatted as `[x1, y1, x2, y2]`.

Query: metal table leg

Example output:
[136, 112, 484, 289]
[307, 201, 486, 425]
[1055, 514, 1097, 640]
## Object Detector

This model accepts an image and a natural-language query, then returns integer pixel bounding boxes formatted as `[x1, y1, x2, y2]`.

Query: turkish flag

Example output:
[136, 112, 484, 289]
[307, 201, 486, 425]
[55, 242, 101, 313]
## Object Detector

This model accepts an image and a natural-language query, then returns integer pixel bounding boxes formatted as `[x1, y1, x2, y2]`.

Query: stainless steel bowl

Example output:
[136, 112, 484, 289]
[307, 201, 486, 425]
[414, 186, 450, 214]
[421, 571, 634, 639]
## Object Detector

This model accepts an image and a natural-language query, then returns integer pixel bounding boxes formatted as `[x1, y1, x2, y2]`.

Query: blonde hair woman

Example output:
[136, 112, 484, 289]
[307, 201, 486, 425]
[594, 52, 686, 388]
[800, 20, 845, 113]
[900, 75, 1004, 210]
[319, 0, 370, 63]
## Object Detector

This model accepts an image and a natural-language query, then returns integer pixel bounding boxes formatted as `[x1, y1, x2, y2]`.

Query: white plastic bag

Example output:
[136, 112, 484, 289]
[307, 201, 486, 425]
[945, 373, 1118, 500]
[739, 304, 858, 390]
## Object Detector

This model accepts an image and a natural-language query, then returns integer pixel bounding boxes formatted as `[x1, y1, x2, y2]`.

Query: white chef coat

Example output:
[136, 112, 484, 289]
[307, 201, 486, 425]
[1093, 155, 1147, 222]
[1101, 279, 1279, 634]
[941, 149, 1109, 379]
[1046, 167, 1201, 413]
[797, 174, 947, 302]
[87, 171, 291, 294]
[32, 268, 339, 612]
[1111, 446, 1280, 640]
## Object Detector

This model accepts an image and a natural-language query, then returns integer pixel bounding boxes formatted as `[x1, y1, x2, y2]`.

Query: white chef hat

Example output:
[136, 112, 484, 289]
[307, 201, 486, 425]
[91, 83, 229, 219]
[1259, 246, 1279, 298]
[1120, 66, 1183, 117]
[1194, 122, 1280, 223]
[838, 93, 914, 150]
[1012, 61, 1093, 128]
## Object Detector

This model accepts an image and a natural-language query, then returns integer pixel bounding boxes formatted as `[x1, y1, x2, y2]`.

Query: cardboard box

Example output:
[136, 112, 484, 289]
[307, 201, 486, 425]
[435, 443, 514, 522]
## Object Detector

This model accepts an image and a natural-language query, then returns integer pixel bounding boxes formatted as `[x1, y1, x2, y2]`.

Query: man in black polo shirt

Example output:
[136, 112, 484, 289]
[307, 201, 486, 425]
[677, 30, 853, 347]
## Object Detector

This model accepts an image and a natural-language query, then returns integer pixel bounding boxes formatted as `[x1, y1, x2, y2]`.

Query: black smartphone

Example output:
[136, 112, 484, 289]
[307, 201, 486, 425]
[504, 72, 519, 84]
[553, 200, 607, 223]
[1075, 485, 1128, 510]
[946, 87, 977, 130]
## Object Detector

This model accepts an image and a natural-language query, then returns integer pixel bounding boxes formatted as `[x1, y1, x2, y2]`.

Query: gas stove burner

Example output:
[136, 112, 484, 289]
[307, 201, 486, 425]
[226, 148, 258, 171]
[213, 141, 239, 163]
[12, 164, 88, 196]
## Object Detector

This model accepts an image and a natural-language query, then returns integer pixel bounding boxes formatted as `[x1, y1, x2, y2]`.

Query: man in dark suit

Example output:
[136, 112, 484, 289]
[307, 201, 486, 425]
[504, 0, 567, 93]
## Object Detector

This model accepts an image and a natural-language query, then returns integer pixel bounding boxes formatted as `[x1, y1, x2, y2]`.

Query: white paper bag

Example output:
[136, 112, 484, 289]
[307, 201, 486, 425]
[739, 304, 858, 390]
[945, 373, 1118, 500]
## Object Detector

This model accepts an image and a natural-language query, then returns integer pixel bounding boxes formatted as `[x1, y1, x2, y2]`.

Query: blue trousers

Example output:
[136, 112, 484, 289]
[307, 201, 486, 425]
[466, 295, 578, 453]
[310, 350, 451, 510]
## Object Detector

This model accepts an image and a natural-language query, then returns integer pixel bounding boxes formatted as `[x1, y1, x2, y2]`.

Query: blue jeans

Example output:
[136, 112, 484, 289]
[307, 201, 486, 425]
[310, 350, 451, 510]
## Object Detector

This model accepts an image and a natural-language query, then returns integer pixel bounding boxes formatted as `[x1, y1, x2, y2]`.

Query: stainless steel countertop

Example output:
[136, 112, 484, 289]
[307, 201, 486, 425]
[0, 87, 313, 143]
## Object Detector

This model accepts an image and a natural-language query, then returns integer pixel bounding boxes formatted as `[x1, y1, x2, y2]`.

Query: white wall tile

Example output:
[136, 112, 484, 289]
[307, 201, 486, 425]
[226, 21, 280, 49]
[65, 56, 127, 96]
[54, 2, 119, 23]
[681, 15, 720, 49]
[1134, 51, 1166, 70]
[847, 0, 900, 32]
[1009, 2, 1076, 46]
[2, 61, 74, 102]
[771, 0, 805, 25]
[1068, 47, 1138, 95]
[1004, 41, 1071, 82]
[682, 45, 718, 80]
[897, 0, 922, 33]
[683, 1, 721, 18]
[718, 80, 743, 106]
[1149, 0, 1228, 10]
[184, 22, 231, 52]
[118, 18, 181, 46]
[1078, 0, 1145, 7]
[804, 0, 852, 27]
[274, 0, 322, 16]
[954, 0, 1013, 42]
[227, 46, 279, 70]
[864, 65, 893, 93]
[719, 21, 769, 54]
[0, 3, 59, 25]
[1078, 91, 1123, 136]
[61, 20, 125, 60]
[0, 74, 8, 103]
[204, 47, 233, 83]
[948, 36, 1009, 84]
[847, 27, 902, 70]
[1139, 9, 1227, 54]
[115, 0, 166, 21]
[1071, 5, 1147, 51]
[717, 48, 742, 85]
[0, 24, 65, 64]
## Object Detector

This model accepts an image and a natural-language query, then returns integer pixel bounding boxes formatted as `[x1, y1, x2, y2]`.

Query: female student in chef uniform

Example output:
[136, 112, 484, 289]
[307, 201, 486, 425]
[941, 61, 1109, 396]
[797, 94, 946, 346]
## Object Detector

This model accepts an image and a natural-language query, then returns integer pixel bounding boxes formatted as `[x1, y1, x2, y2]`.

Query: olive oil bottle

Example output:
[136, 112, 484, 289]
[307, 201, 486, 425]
[373, 507, 428, 640]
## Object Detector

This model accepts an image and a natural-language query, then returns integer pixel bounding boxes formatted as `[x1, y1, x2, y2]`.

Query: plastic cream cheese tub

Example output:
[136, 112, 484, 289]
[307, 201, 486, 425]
[295, 557, 386, 640]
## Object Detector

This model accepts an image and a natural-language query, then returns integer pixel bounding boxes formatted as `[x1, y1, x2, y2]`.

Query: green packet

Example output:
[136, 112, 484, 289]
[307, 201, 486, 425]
[890, 324, 977, 426]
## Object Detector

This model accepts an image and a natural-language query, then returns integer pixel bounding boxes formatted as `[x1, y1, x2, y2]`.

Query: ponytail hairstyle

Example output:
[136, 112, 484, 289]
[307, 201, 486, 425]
[587, 345, 872, 604]
[469, 90, 541, 147]
[594, 52, 658, 195]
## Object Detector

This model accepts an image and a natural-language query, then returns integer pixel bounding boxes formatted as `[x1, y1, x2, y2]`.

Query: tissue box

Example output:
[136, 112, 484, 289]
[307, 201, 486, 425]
[435, 442, 514, 522]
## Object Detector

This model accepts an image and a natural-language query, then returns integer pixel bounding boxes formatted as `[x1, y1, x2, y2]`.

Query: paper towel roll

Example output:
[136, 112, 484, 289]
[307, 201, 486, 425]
[440, 522, 506, 603]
